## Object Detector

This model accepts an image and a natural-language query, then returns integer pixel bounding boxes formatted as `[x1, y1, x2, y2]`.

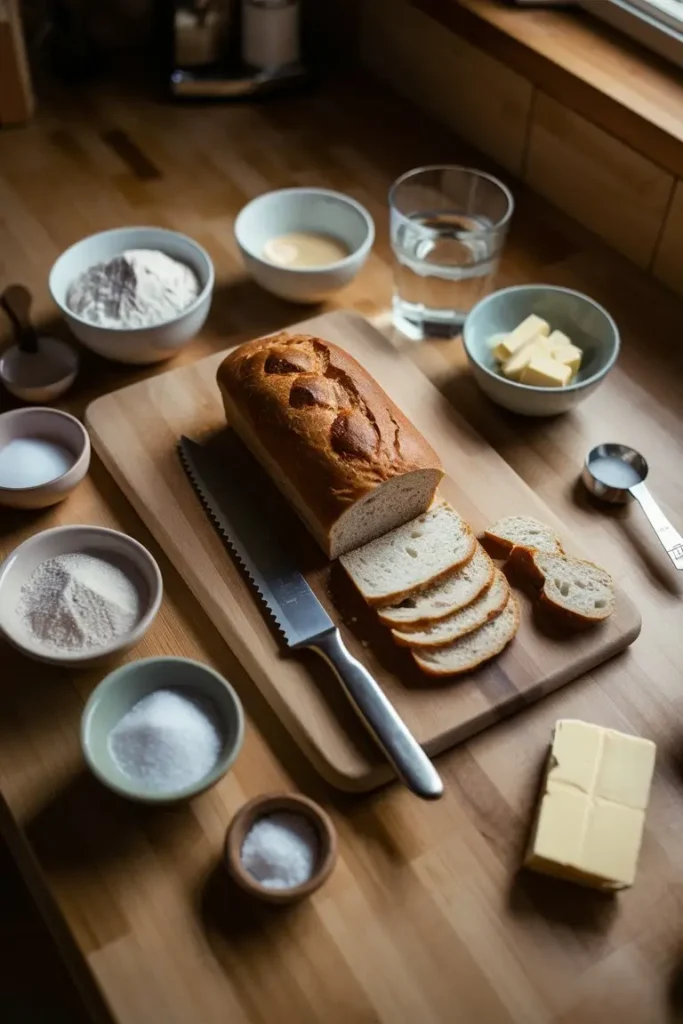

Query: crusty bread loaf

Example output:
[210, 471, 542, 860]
[217, 333, 443, 558]
[412, 595, 519, 676]
[339, 502, 476, 605]
[530, 552, 615, 625]
[377, 544, 494, 628]
[392, 569, 509, 648]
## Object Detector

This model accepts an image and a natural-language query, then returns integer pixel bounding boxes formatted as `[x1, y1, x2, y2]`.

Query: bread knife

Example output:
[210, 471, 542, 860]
[178, 435, 443, 801]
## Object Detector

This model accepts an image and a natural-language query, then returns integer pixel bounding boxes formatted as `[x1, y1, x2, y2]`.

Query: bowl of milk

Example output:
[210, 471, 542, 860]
[234, 188, 375, 302]
[0, 407, 90, 509]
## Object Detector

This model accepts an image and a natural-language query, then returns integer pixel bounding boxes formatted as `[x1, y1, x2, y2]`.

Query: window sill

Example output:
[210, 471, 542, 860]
[413, 0, 683, 177]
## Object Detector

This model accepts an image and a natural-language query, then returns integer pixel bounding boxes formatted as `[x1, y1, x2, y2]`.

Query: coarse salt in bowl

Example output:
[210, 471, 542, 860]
[225, 793, 338, 903]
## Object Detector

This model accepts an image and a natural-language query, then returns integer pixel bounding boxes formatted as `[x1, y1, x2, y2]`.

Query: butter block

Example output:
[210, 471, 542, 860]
[501, 336, 552, 381]
[493, 314, 550, 362]
[552, 343, 583, 375]
[525, 720, 656, 890]
[520, 354, 572, 388]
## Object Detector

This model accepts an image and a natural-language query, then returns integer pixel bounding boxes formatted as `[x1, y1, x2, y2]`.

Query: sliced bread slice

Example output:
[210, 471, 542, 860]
[530, 552, 615, 625]
[484, 516, 563, 557]
[339, 501, 476, 606]
[392, 569, 509, 648]
[377, 544, 494, 627]
[413, 594, 520, 676]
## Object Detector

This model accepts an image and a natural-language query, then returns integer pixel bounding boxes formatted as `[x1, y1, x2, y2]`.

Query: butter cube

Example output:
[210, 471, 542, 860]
[552, 343, 583, 376]
[546, 329, 573, 352]
[525, 720, 656, 890]
[493, 315, 550, 362]
[501, 337, 552, 381]
[520, 355, 572, 388]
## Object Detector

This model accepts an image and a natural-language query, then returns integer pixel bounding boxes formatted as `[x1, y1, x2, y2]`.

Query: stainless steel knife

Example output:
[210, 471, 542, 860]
[179, 434, 443, 801]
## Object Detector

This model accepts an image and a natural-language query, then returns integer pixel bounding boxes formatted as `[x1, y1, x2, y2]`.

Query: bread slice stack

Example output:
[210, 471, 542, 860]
[340, 501, 520, 676]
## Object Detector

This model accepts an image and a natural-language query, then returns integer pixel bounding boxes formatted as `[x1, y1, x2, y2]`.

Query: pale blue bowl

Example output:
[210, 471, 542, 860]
[463, 285, 620, 416]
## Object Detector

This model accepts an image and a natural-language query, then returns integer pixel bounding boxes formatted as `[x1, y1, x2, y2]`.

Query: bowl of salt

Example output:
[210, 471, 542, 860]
[0, 407, 90, 509]
[81, 657, 245, 804]
[225, 793, 338, 904]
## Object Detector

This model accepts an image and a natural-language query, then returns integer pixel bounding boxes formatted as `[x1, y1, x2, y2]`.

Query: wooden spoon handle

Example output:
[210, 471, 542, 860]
[1, 285, 38, 353]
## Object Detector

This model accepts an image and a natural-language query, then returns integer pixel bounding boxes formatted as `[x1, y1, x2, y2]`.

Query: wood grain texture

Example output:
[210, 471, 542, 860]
[525, 93, 674, 269]
[652, 178, 683, 296]
[361, 0, 532, 174]
[1, 75, 683, 1024]
[86, 311, 641, 790]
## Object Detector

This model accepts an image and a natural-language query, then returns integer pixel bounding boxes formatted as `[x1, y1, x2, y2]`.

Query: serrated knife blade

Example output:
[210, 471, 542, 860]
[178, 434, 443, 801]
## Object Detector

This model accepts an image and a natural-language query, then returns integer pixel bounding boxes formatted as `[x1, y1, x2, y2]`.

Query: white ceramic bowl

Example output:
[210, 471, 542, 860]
[0, 407, 90, 509]
[0, 337, 79, 403]
[49, 227, 215, 364]
[0, 525, 163, 667]
[463, 285, 620, 417]
[234, 188, 375, 302]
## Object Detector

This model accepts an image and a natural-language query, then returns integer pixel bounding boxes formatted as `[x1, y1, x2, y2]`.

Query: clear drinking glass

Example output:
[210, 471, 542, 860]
[389, 166, 514, 340]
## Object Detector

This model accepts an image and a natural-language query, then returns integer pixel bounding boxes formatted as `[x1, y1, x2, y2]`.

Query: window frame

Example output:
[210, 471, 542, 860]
[579, 0, 683, 70]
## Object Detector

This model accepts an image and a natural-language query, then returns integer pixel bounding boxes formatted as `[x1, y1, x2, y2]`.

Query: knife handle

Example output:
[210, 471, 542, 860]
[308, 629, 444, 800]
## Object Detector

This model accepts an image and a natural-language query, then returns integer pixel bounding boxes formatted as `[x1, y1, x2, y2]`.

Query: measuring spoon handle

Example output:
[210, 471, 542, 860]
[630, 481, 683, 571]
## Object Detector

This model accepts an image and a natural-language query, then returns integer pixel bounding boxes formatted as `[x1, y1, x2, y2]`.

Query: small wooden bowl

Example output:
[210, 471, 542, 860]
[225, 793, 337, 904]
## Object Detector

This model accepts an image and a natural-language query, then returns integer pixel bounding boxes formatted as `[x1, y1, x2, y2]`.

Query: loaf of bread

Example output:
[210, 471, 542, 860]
[217, 332, 444, 557]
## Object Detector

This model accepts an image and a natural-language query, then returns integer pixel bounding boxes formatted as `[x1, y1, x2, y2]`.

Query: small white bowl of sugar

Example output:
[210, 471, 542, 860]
[0, 407, 90, 509]
[0, 525, 162, 667]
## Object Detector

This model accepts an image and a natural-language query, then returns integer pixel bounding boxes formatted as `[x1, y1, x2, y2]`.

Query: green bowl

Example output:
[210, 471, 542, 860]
[463, 285, 620, 416]
[81, 657, 245, 804]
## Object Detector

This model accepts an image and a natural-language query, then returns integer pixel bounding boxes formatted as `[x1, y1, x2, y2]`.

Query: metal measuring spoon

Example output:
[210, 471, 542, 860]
[583, 443, 683, 571]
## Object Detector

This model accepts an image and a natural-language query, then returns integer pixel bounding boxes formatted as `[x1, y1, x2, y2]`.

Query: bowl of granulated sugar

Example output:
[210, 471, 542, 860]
[49, 226, 214, 364]
[0, 525, 162, 667]
[81, 657, 245, 804]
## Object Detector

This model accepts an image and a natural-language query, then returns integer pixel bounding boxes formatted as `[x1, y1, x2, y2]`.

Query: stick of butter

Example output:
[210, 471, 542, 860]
[552, 343, 583, 375]
[525, 720, 656, 890]
[520, 354, 572, 387]
[493, 314, 550, 362]
[502, 336, 552, 381]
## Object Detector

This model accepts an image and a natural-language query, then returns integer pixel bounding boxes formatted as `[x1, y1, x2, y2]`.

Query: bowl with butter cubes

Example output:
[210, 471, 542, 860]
[463, 285, 620, 416]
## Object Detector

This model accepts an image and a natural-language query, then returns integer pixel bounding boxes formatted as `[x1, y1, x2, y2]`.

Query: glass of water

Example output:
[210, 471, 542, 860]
[389, 165, 513, 340]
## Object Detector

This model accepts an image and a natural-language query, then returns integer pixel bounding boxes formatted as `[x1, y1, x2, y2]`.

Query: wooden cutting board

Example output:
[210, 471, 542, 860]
[86, 310, 641, 791]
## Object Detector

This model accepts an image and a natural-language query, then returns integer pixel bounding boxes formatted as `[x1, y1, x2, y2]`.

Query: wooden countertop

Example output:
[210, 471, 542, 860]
[1, 76, 683, 1024]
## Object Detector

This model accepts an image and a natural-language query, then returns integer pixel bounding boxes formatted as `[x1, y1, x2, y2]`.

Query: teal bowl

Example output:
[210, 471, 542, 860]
[81, 657, 245, 804]
[463, 285, 620, 416]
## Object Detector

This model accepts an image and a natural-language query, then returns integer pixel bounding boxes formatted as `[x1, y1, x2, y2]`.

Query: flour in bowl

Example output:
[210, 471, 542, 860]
[66, 249, 200, 328]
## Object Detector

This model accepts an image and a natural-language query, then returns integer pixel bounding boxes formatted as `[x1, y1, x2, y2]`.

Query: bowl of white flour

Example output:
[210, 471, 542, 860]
[0, 525, 163, 667]
[49, 227, 214, 364]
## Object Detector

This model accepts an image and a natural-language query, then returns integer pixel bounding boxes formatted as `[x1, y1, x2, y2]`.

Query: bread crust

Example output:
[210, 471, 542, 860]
[217, 332, 443, 556]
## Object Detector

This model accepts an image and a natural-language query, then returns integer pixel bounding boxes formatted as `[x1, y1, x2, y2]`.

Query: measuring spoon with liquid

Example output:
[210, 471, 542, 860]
[582, 443, 683, 571]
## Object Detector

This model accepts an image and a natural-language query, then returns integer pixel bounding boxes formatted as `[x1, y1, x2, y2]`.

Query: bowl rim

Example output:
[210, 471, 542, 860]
[224, 792, 338, 902]
[0, 524, 163, 663]
[463, 284, 620, 394]
[0, 408, 90, 493]
[81, 656, 246, 803]
[389, 164, 515, 236]
[48, 226, 216, 334]
[234, 187, 376, 274]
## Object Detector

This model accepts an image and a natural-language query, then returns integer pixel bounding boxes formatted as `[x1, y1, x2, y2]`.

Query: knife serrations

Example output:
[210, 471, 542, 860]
[177, 435, 334, 648]
[178, 440, 292, 642]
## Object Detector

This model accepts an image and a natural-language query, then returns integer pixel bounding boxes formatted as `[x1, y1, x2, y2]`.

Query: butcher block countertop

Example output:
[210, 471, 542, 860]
[1, 75, 683, 1024]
